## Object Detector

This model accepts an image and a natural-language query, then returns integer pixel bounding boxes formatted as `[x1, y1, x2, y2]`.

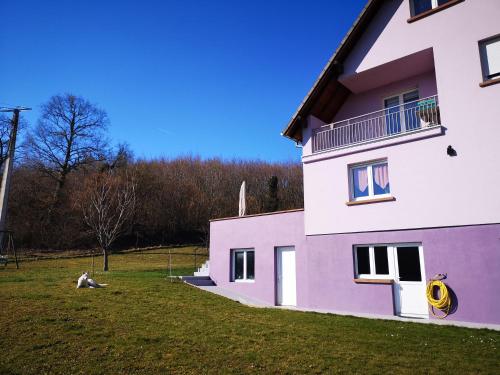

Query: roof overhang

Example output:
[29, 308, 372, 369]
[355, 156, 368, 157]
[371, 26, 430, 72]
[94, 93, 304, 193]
[282, 0, 384, 142]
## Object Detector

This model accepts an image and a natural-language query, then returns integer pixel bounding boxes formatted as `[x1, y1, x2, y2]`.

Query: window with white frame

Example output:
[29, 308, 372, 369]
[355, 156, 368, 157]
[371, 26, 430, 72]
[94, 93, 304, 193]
[410, 0, 453, 16]
[354, 244, 424, 282]
[354, 245, 393, 279]
[231, 249, 255, 281]
[479, 36, 500, 81]
[349, 161, 390, 201]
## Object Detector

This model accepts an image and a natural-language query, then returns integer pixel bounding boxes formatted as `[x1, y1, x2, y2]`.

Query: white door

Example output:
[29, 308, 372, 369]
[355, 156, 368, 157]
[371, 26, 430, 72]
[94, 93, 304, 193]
[393, 245, 428, 318]
[276, 247, 296, 306]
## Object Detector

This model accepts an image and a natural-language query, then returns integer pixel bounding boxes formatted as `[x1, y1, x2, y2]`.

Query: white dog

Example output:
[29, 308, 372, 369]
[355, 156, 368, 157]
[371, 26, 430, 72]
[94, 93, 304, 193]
[76, 272, 89, 288]
[76, 272, 107, 288]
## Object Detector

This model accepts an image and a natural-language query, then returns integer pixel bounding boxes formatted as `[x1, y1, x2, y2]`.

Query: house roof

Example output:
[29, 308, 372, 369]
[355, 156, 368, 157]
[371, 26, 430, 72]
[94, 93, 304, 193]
[281, 0, 384, 142]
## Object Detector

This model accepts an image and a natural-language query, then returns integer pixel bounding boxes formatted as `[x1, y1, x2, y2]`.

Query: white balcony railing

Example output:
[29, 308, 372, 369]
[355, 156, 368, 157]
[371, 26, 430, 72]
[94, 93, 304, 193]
[312, 95, 441, 153]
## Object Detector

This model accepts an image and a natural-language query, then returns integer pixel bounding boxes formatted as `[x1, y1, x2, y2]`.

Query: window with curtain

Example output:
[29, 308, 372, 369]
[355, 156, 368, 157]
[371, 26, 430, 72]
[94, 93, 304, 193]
[411, 0, 453, 17]
[350, 161, 390, 201]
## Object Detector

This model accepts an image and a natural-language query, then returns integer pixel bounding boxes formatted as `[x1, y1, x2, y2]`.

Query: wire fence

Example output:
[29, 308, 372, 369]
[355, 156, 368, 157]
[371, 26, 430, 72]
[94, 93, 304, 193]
[0, 244, 209, 279]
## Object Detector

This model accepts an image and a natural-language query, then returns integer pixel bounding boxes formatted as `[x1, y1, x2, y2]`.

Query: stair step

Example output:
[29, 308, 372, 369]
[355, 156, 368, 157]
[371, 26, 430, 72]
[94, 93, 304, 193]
[181, 276, 215, 287]
[194, 259, 210, 277]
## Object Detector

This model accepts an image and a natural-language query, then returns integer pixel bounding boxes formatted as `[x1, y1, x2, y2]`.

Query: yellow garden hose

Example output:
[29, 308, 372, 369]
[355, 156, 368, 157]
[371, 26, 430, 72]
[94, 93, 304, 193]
[426, 280, 452, 319]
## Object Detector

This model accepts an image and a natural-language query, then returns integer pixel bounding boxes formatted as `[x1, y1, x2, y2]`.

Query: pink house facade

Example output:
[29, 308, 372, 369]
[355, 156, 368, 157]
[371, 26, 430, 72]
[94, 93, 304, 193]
[209, 0, 500, 326]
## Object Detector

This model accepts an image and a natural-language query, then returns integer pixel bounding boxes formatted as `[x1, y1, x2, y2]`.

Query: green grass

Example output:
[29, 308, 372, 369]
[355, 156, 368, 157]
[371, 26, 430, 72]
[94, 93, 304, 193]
[0, 247, 498, 374]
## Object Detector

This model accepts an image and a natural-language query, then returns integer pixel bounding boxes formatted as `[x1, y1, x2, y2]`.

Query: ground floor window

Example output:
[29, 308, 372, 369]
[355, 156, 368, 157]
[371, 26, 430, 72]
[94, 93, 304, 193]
[231, 249, 255, 281]
[354, 245, 393, 278]
[353, 244, 424, 281]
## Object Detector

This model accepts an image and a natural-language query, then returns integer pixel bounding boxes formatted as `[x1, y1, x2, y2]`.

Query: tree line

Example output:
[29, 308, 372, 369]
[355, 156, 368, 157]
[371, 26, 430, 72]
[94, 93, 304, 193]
[4, 94, 303, 252]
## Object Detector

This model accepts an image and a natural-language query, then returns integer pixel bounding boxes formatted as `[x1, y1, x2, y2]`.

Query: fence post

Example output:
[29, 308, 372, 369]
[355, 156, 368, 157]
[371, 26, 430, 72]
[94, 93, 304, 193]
[194, 247, 197, 273]
[169, 249, 172, 282]
[10, 233, 18, 270]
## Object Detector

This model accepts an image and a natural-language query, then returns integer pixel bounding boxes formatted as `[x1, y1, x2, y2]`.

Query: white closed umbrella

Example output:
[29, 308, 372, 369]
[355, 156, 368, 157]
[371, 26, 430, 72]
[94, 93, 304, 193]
[238, 181, 246, 217]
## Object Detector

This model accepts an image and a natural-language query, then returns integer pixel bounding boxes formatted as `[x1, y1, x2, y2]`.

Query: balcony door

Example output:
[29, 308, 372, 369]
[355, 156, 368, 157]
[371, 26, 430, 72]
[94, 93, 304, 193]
[384, 90, 420, 135]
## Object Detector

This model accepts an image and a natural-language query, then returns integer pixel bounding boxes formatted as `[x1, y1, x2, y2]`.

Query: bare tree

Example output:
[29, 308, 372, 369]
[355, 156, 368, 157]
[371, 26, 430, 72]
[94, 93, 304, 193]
[81, 170, 136, 271]
[25, 94, 109, 210]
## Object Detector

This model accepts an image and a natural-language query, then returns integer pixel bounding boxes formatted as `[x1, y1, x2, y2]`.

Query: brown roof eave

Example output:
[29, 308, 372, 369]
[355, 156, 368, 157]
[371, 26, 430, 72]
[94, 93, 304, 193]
[282, 0, 383, 142]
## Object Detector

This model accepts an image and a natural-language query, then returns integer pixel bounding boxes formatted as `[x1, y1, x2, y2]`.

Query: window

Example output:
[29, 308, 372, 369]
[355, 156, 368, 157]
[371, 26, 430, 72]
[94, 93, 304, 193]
[396, 246, 422, 281]
[354, 245, 392, 279]
[350, 161, 390, 201]
[354, 244, 424, 281]
[479, 36, 500, 82]
[232, 249, 255, 281]
[410, 0, 453, 17]
[384, 90, 420, 134]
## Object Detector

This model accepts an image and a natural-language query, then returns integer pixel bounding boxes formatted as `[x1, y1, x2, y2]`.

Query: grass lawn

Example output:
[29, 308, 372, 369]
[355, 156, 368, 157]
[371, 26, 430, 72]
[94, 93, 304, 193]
[0, 247, 498, 374]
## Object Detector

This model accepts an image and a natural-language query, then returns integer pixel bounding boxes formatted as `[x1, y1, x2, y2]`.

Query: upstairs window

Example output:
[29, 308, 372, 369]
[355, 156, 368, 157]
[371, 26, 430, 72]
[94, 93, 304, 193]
[479, 36, 500, 82]
[350, 161, 390, 201]
[232, 249, 255, 282]
[410, 0, 453, 16]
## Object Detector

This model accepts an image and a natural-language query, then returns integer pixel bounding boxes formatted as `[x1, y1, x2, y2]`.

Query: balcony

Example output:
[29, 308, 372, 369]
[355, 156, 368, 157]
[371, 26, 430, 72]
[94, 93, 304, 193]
[311, 95, 441, 153]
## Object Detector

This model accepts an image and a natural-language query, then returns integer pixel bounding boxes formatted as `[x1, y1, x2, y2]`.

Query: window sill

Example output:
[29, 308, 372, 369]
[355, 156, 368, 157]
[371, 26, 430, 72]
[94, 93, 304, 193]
[353, 278, 394, 285]
[233, 279, 255, 283]
[407, 0, 464, 23]
[479, 77, 500, 88]
[346, 196, 396, 206]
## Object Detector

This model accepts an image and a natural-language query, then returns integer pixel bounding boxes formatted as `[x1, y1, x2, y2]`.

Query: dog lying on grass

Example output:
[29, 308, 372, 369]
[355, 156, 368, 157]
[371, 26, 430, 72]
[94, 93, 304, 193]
[76, 272, 107, 288]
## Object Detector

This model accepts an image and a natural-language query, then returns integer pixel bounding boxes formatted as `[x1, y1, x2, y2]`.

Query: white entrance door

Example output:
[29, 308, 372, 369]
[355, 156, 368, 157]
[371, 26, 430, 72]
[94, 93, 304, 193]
[276, 247, 296, 306]
[393, 245, 428, 318]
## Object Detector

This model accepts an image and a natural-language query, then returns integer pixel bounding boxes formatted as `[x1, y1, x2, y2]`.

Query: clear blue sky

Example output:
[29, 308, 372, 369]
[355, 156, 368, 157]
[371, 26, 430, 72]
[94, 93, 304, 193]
[1, 0, 366, 162]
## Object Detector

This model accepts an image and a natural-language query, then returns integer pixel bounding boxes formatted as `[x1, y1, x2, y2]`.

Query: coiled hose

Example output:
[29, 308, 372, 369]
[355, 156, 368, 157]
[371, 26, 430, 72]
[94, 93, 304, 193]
[426, 280, 451, 319]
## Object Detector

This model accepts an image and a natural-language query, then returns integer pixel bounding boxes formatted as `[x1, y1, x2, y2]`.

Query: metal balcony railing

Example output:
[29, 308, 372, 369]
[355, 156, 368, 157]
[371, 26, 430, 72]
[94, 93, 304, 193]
[312, 95, 441, 153]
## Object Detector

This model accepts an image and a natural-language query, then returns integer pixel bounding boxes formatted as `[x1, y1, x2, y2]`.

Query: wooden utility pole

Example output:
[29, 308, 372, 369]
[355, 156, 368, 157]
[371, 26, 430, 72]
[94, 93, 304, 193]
[0, 107, 30, 234]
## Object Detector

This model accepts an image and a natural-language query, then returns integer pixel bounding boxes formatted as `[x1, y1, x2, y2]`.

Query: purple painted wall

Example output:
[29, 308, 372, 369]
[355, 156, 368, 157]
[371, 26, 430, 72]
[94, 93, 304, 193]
[210, 211, 500, 325]
[209, 211, 308, 306]
[300, 0, 500, 235]
[209, 0, 500, 327]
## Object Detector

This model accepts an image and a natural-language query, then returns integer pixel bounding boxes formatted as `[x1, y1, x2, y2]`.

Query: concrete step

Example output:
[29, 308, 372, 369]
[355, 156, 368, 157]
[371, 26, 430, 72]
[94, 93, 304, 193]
[194, 260, 210, 276]
[194, 270, 210, 277]
[181, 276, 215, 287]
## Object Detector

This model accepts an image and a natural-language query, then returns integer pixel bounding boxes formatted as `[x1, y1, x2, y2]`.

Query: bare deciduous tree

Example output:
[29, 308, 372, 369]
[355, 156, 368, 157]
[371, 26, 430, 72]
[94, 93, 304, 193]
[81, 170, 136, 271]
[25, 94, 109, 209]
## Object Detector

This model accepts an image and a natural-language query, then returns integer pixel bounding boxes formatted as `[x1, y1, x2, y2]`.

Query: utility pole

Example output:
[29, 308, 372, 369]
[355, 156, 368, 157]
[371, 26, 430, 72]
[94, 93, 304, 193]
[0, 107, 31, 234]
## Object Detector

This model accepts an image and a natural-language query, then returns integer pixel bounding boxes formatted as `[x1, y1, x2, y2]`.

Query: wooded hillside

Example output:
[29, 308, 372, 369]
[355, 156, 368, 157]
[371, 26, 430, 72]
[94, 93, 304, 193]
[10, 157, 303, 250]
[3, 94, 303, 251]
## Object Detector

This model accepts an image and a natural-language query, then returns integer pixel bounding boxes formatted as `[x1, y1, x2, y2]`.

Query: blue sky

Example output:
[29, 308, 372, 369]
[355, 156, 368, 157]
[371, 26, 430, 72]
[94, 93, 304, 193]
[1, 0, 366, 162]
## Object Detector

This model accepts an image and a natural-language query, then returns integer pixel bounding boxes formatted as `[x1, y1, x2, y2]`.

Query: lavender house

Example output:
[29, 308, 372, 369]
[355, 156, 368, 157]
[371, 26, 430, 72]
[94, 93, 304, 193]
[208, 0, 500, 326]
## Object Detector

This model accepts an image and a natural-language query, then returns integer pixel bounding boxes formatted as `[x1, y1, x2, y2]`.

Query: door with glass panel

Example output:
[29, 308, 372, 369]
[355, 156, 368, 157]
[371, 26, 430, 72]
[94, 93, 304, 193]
[354, 244, 428, 318]
[384, 90, 420, 135]
[393, 245, 428, 318]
